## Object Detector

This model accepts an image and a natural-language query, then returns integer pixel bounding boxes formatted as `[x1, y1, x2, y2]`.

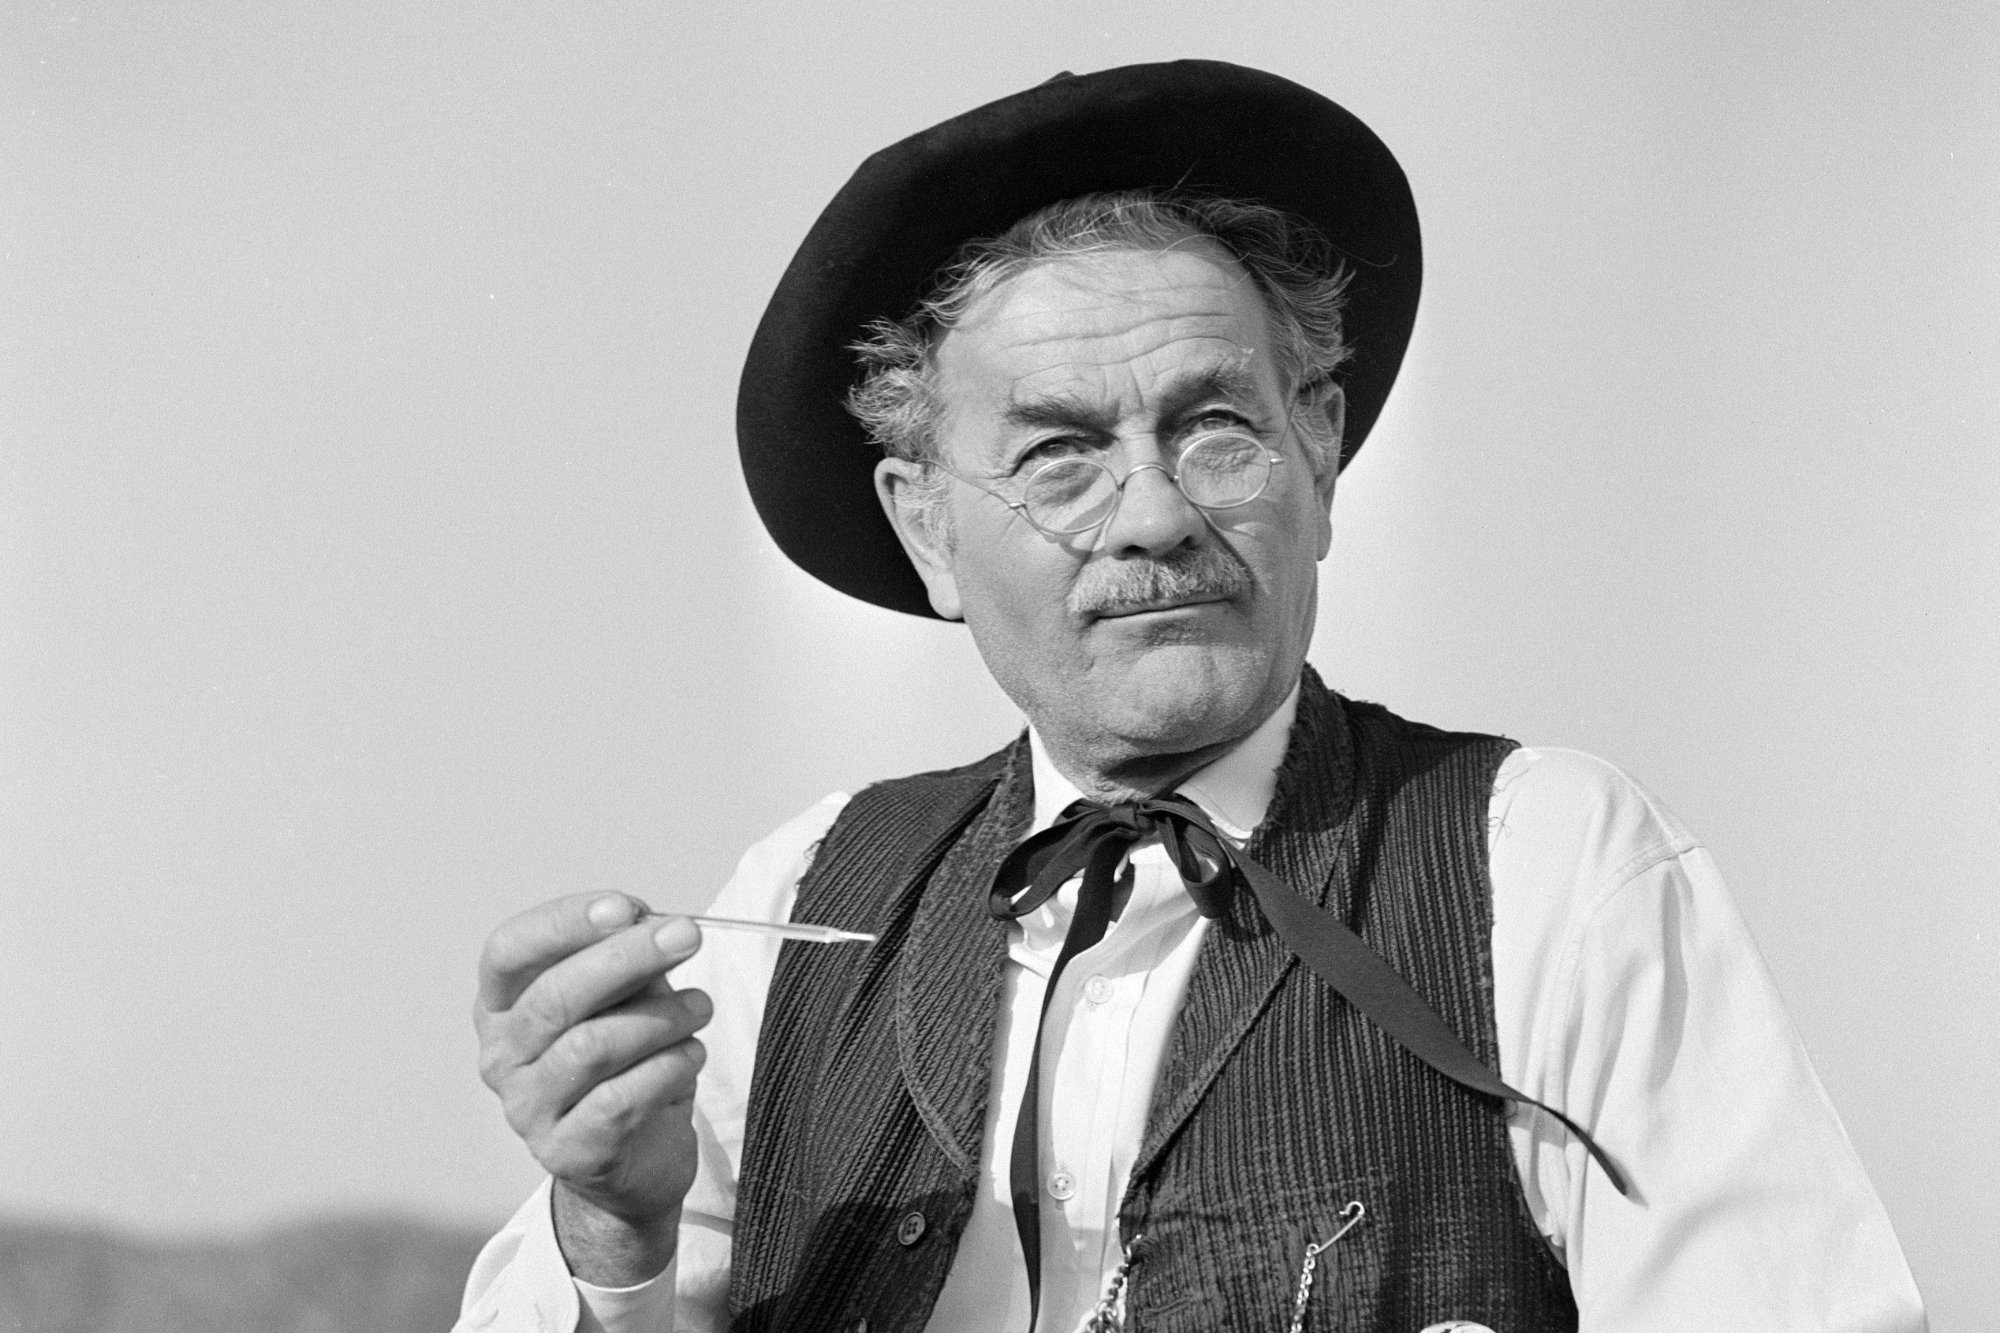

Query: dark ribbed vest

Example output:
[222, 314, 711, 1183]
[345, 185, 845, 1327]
[727, 670, 1576, 1332]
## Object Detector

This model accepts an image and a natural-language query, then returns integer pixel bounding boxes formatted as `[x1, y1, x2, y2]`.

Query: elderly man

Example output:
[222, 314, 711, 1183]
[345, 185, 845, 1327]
[457, 63, 1924, 1332]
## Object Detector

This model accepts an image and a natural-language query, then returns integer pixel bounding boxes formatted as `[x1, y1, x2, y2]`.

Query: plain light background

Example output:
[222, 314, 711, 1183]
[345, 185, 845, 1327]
[3, 1, 1993, 1326]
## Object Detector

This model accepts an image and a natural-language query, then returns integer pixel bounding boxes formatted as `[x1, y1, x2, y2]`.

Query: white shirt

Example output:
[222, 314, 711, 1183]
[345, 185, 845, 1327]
[458, 693, 1926, 1332]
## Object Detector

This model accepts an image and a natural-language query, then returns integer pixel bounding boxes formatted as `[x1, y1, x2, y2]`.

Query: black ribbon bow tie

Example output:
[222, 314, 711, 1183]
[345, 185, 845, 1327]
[988, 793, 1237, 924]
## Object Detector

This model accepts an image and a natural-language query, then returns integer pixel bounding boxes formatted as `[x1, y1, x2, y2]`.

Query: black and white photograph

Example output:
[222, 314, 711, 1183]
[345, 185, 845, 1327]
[3, 3, 1991, 1330]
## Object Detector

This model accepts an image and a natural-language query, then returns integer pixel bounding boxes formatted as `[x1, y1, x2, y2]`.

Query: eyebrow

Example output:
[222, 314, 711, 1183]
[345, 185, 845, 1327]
[999, 361, 1270, 434]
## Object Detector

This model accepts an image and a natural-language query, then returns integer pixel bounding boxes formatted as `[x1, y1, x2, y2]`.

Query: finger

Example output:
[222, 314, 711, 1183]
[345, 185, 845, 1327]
[476, 892, 656, 1012]
[533, 987, 714, 1119]
[497, 916, 704, 1065]
[539, 1038, 708, 1186]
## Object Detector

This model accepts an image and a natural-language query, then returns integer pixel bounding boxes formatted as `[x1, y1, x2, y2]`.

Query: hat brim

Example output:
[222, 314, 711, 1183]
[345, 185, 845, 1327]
[736, 59, 1421, 618]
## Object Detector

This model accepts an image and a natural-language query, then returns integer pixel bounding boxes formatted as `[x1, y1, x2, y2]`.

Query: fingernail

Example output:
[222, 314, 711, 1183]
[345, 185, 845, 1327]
[587, 895, 633, 930]
[653, 917, 699, 955]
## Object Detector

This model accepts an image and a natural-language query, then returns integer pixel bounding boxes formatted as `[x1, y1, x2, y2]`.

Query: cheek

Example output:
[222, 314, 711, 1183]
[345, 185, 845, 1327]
[962, 568, 1070, 644]
[950, 539, 1078, 643]
[1226, 519, 1325, 643]
[1262, 489, 1331, 586]
[1232, 509, 1320, 583]
[955, 557, 1090, 718]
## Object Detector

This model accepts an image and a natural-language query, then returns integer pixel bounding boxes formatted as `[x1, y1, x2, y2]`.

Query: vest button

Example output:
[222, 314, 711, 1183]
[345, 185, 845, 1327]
[1047, 1169, 1076, 1201]
[896, 1210, 926, 1246]
[1083, 975, 1112, 1004]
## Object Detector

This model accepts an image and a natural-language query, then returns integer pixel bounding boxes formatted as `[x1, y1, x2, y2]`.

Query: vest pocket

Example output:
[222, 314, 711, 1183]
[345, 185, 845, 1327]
[1119, 1189, 1376, 1332]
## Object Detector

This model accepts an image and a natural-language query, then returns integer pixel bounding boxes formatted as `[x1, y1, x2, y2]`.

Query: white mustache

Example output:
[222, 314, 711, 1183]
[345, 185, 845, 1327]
[1070, 546, 1252, 618]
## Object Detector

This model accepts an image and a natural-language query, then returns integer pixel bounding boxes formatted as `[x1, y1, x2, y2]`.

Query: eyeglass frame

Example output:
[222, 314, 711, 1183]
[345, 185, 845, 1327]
[926, 428, 1291, 538]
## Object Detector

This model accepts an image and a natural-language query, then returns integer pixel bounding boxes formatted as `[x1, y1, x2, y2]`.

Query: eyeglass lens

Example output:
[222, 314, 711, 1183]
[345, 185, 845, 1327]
[1023, 432, 1273, 533]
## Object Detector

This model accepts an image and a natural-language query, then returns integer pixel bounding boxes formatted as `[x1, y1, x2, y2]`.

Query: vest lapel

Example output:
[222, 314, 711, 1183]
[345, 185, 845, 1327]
[1126, 673, 1358, 1188]
[892, 736, 1036, 1176]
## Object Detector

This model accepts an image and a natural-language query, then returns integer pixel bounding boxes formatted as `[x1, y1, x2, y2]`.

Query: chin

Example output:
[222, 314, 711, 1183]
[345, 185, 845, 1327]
[1092, 644, 1275, 753]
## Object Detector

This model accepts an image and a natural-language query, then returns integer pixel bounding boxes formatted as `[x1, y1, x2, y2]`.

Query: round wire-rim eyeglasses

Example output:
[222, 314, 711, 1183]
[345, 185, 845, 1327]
[932, 430, 1287, 537]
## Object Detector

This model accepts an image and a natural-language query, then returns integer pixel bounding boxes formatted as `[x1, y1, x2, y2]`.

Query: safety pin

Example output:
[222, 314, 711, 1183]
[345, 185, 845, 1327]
[1286, 1201, 1366, 1333]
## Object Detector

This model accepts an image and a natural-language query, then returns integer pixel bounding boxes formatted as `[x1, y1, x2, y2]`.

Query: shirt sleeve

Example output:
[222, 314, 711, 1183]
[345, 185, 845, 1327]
[454, 794, 850, 1333]
[1489, 748, 1927, 1332]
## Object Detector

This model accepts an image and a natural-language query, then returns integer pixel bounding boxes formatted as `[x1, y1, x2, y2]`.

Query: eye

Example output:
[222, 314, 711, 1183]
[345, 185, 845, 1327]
[1017, 435, 1094, 468]
[1182, 411, 1256, 442]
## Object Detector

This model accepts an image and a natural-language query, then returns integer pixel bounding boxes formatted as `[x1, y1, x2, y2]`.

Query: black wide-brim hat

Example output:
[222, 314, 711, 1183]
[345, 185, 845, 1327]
[737, 59, 1420, 618]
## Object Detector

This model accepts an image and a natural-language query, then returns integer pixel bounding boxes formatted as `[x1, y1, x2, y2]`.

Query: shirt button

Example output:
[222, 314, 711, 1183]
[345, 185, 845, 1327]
[896, 1210, 926, 1246]
[1082, 975, 1112, 1004]
[1047, 1170, 1076, 1201]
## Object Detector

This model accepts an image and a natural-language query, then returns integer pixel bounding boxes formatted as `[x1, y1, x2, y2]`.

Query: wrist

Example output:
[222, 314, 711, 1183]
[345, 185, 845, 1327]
[551, 1181, 681, 1288]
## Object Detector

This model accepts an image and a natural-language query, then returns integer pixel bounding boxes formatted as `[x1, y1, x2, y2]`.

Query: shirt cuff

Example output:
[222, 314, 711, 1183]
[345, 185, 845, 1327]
[574, 1261, 678, 1333]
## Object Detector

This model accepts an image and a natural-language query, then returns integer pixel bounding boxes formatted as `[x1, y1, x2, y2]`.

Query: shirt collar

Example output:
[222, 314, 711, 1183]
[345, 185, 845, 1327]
[1026, 679, 1301, 843]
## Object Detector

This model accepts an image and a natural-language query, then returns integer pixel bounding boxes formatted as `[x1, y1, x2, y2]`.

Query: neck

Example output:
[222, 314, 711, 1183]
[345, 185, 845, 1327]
[1046, 737, 1246, 805]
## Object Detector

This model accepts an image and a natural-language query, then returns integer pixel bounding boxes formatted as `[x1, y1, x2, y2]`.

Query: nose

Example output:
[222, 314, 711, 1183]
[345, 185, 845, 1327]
[1098, 456, 1208, 557]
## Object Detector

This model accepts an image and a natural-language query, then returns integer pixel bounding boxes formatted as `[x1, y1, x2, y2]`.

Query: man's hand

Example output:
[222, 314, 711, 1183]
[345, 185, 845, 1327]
[475, 892, 712, 1286]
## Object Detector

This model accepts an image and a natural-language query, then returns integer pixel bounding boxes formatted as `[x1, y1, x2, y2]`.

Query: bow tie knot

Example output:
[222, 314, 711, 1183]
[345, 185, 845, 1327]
[986, 793, 1239, 926]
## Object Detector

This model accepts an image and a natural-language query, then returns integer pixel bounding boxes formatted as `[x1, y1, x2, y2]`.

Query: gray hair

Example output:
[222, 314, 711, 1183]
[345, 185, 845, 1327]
[847, 191, 1354, 539]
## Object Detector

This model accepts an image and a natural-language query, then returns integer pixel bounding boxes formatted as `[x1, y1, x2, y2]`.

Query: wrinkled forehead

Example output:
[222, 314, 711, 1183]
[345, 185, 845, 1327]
[933, 245, 1285, 411]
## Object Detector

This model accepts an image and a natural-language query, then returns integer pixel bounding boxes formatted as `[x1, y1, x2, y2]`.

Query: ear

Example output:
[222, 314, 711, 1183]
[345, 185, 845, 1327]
[1299, 381, 1345, 558]
[874, 457, 964, 620]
